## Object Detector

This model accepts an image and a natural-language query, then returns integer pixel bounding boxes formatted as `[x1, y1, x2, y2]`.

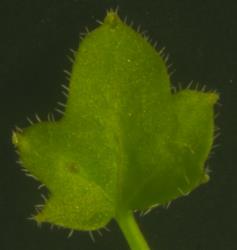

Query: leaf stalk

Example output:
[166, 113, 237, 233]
[116, 211, 151, 250]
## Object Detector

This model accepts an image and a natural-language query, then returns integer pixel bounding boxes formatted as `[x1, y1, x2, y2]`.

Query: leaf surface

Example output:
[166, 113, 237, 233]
[13, 11, 218, 230]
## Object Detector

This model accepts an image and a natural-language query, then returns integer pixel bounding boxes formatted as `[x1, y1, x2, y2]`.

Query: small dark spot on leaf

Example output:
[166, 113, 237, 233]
[67, 163, 79, 173]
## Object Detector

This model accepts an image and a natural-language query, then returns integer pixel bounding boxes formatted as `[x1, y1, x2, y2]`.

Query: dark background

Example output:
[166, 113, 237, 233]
[0, 0, 236, 250]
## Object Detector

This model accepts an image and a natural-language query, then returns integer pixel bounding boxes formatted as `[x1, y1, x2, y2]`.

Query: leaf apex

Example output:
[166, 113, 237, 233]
[12, 131, 20, 146]
[104, 10, 121, 27]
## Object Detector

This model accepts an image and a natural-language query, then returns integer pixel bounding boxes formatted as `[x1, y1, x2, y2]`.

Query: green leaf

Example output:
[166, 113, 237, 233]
[12, 10, 218, 249]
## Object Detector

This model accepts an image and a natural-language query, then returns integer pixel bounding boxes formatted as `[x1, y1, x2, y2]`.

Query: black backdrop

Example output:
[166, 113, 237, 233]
[0, 0, 236, 250]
